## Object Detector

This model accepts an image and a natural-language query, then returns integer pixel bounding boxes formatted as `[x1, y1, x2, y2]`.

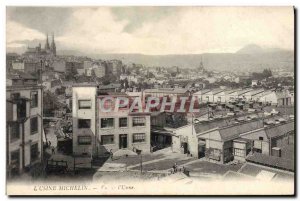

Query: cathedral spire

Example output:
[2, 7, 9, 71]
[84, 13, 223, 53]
[50, 32, 56, 56]
[45, 33, 50, 50]
[51, 32, 55, 43]
[199, 56, 204, 72]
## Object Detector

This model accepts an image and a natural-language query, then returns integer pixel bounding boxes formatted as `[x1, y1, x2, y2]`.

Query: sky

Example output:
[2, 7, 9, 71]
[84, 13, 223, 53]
[6, 6, 294, 55]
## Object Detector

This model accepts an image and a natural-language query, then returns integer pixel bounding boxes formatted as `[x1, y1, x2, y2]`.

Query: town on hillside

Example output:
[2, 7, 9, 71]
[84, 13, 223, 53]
[6, 6, 295, 196]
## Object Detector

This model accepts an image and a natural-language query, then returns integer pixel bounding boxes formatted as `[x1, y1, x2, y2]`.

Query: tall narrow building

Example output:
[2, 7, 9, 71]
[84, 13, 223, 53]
[6, 73, 43, 178]
[50, 33, 56, 56]
[44, 33, 50, 51]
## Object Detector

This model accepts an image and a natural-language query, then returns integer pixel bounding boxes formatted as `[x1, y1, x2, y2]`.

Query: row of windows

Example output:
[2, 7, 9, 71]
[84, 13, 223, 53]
[77, 134, 146, 145]
[10, 143, 39, 165]
[11, 91, 39, 108]
[101, 133, 146, 145]
[77, 117, 146, 129]
[78, 99, 134, 110]
[10, 117, 38, 141]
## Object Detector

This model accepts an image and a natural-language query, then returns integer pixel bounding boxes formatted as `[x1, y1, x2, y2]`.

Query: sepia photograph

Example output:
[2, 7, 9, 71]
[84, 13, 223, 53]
[5, 5, 295, 196]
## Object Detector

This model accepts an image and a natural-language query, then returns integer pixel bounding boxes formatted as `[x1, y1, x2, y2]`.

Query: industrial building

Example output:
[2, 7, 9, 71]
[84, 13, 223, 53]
[72, 84, 151, 157]
[6, 72, 43, 178]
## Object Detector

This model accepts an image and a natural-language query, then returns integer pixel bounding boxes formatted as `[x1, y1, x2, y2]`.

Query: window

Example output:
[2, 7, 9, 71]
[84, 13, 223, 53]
[17, 99, 27, 119]
[234, 148, 245, 157]
[78, 100, 91, 109]
[132, 117, 146, 127]
[30, 117, 38, 134]
[101, 135, 114, 145]
[30, 91, 38, 108]
[133, 133, 146, 143]
[10, 122, 20, 141]
[10, 150, 20, 175]
[119, 118, 128, 128]
[78, 119, 91, 128]
[78, 136, 92, 145]
[30, 143, 39, 162]
[101, 118, 114, 128]
[259, 137, 264, 141]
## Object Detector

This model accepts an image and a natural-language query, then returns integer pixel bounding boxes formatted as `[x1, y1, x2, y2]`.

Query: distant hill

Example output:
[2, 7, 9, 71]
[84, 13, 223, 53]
[236, 44, 264, 54]
[56, 44, 295, 72]
[236, 44, 289, 54]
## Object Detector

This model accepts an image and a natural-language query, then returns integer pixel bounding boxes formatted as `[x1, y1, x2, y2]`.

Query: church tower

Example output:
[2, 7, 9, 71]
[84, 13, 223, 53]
[45, 33, 50, 51]
[199, 56, 204, 72]
[50, 33, 56, 56]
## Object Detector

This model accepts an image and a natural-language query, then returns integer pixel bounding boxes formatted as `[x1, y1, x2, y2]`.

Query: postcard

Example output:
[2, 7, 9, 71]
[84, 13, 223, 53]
[6, 6, 295, 196]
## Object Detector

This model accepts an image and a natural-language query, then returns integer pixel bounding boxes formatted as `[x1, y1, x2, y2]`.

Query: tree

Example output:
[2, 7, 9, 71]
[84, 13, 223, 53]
[43, 91, 61, 116]
[252, 68, 272, 80]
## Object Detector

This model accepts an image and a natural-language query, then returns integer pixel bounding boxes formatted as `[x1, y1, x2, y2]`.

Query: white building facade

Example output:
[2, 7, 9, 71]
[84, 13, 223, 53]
[72, 85, 151, 157]
[6, 77, 43, 178]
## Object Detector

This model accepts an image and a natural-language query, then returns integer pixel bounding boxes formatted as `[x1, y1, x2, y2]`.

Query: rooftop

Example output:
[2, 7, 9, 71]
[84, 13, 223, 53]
[72, 83, 98, 87]
[194, 112, 266, 135]
[207, 88, 224, 95]
[193, 89, 211, 95]
[7, 72, 37, 80]
[218, 120, 264, 141]
[143, 88, 189, 94]
[238, 163, 294, 181]
[98, 83, 121, 89]
[265, 121, 294, 138]
[246, 153, 294, 172]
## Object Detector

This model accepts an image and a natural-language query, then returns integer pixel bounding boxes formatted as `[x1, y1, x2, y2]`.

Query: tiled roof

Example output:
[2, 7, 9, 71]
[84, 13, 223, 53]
[195, 112, 265, 135]
[7, 71, 37, 80]
[193, 89, 211, 95]
[265, 121, 294, 138]
[247, 89, 264, 95]
[246, 153, 294, 172]
[208, 88, 224, 95]
[194, 118, 230, 134]
[219, 120, 264, 141]
[224, 89, 239, 94]
[237, 89, 253, 96]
